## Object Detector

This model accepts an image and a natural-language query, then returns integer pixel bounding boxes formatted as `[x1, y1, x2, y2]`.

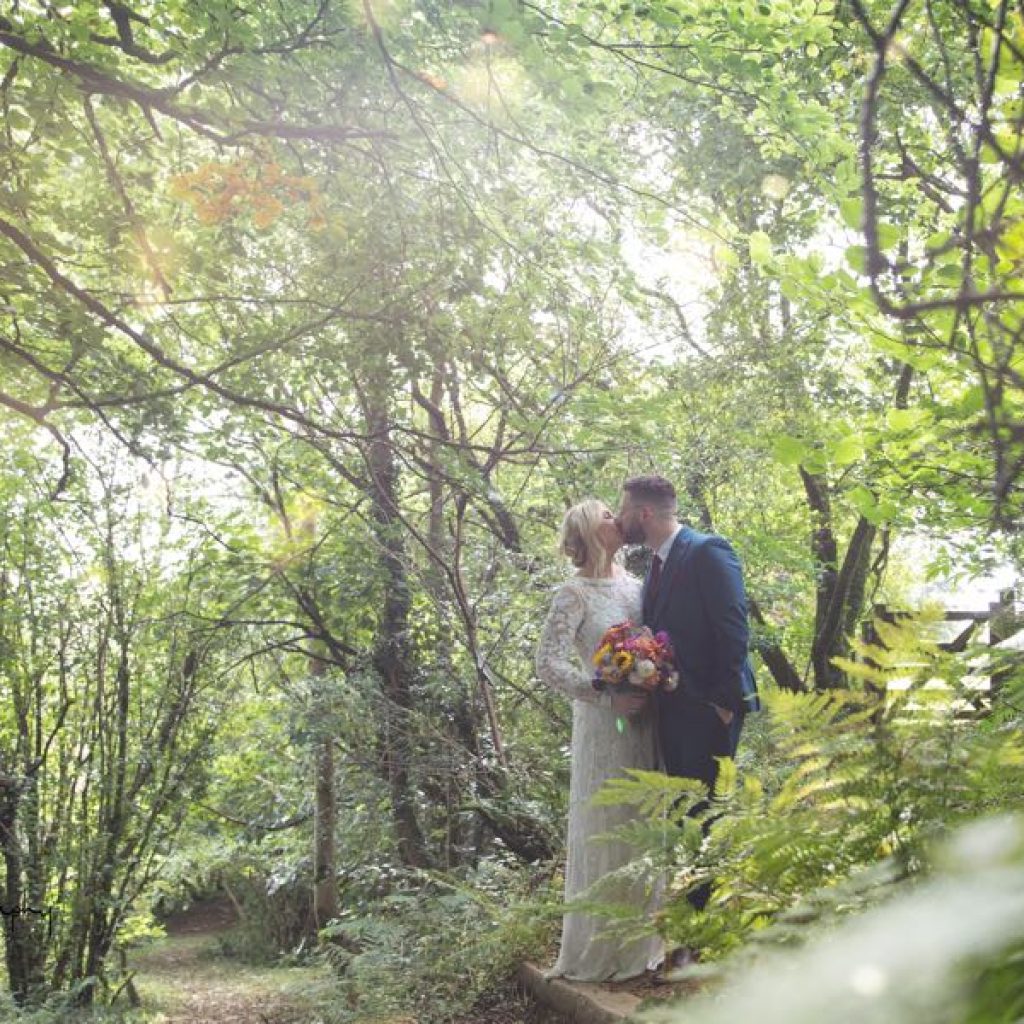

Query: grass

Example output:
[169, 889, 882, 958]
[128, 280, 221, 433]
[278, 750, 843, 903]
[0, 899, 339, 1024]
[0, 896, 566, 1023]
[125, 928, 338, 1023]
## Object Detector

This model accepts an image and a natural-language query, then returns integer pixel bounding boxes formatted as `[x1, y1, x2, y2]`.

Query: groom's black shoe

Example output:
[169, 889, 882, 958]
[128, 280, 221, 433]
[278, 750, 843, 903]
[652, 946, 699, 984]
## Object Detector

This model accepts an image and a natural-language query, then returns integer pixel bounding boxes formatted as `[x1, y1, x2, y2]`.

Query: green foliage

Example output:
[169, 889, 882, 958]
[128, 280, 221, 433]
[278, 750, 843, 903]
[2, 0, 1023, 1015]
[638, 815, 1024, 1024]
[148, 833, 315, 965]
[0, 439, 235, 1007]
[590, 610, 1024, 960]
[314, 858, 555, 1024]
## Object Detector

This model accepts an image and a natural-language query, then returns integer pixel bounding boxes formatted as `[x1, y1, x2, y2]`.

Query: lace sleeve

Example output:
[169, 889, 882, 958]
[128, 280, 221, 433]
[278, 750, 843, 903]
[535, 584, 611, 706]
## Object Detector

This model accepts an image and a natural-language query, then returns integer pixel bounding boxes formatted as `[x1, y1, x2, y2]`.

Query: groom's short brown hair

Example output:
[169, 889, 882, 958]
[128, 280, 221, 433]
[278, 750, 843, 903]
[622, 474, 677, 516]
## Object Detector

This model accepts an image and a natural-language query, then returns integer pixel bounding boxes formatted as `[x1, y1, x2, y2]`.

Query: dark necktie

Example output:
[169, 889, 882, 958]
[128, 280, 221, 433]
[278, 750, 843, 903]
[648, 554, 663, 605]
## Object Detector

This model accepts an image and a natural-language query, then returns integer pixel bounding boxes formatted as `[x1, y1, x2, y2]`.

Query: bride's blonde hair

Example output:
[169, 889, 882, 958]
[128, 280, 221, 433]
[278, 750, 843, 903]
[558, 499, 613, 577]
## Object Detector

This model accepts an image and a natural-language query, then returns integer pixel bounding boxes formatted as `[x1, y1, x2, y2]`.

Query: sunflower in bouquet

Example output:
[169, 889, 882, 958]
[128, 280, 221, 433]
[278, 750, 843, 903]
[592, 621, 678, 731]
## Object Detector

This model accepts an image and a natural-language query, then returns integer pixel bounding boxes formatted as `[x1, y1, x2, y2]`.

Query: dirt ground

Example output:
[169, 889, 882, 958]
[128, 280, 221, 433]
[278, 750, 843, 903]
[604, 967, 704, 1004]
[126, 897, 693, 1024]
[129, 897, 566, 1024]
[128, 895, 335, 1024]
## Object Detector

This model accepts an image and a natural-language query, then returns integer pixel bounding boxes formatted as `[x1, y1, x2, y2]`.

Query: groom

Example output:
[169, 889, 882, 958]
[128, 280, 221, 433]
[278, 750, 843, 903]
[616, 475, 759, 927]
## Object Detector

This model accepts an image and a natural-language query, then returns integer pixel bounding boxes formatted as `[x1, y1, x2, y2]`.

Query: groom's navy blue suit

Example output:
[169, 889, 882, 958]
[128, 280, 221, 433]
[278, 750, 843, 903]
[642, 526, 759, 830]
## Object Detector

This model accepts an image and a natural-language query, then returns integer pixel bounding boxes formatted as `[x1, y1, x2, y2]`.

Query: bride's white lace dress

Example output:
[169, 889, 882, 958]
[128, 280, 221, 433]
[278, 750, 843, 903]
[535, 568, 664, 981]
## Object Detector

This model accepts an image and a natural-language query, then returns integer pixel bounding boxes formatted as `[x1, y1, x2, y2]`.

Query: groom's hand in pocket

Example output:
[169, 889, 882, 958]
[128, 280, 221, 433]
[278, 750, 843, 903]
[611, 690, 648, 716]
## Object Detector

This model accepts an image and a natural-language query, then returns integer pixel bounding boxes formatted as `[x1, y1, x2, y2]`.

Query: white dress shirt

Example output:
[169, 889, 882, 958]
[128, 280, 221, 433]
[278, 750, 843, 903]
[654, 523, 683, 566]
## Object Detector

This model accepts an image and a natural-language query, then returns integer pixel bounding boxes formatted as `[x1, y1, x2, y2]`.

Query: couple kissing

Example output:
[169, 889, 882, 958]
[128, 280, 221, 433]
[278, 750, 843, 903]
[535, 473, 760, 983]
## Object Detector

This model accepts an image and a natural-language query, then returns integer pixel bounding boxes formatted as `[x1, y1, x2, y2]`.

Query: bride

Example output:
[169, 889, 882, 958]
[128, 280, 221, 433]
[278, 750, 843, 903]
[535, 498, 664, 982]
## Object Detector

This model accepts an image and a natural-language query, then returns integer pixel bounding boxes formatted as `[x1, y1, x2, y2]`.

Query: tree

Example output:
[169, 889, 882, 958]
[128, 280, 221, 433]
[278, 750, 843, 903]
[0, 435, 227, 1006]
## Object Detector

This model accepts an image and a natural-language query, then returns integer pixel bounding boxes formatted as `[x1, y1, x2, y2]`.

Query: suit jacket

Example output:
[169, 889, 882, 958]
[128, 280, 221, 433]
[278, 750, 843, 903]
[643, 526, 761, 725]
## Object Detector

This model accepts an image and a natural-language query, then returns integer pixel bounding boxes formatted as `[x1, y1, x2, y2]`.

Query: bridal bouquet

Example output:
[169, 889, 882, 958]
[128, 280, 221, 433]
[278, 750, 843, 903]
[592, 621, 677, 731]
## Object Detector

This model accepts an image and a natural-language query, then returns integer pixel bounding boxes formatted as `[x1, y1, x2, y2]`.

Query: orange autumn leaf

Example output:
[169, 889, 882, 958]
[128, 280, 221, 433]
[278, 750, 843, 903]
[169, 157, 326, 230]
[418, 70, 447, 90]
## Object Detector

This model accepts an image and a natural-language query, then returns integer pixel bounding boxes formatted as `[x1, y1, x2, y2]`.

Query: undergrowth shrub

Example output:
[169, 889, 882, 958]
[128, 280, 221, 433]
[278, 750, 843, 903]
[149, 832, 315, 963]
[313, 853, 556, 1024]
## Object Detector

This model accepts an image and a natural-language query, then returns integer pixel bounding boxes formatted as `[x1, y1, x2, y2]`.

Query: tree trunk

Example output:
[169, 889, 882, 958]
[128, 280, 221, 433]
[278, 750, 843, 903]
[748, 599, 805, 692]
[423, 372, 478, 867]
[2, 778, 48, 1006]
[802, 466, 883, 691]
[310, 649, 338, 929]
[360, 364, 431, 870]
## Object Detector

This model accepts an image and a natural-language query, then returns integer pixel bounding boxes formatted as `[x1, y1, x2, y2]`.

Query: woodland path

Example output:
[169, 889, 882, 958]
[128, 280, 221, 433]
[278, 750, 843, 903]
[127, 896, 334, 1024]
[126, 895, 558, 1024]
[126, 895, 687, 1024]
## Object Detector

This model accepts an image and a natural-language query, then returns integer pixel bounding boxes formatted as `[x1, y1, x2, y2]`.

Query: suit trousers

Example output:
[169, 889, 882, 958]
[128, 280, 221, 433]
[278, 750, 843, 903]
[660, 692, 744, 912]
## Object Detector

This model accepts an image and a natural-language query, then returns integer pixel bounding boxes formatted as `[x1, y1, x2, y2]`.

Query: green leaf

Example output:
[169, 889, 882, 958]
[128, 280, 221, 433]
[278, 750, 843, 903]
[845, 245, 868, 274]
[847, 484, 881, 522]
[773, 435, 807, 466]
[749, 230, 773, 266]
[832, 434, 865, 466]
[780, 275, 803, 301]
[887, 408, 927, 432]
[959, 386, 987, 415]
[876, 222, 902, 251]
[875, 499, 898, 521]
[802, 449, 828, 474]
[6, 108, 32, 131]
[839, 198, 862, 231]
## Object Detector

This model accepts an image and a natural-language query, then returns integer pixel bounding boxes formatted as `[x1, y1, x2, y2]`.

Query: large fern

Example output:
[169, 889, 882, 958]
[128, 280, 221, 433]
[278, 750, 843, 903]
[638, 815, 1024, 1024]
[585, 608, 1024, 959]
